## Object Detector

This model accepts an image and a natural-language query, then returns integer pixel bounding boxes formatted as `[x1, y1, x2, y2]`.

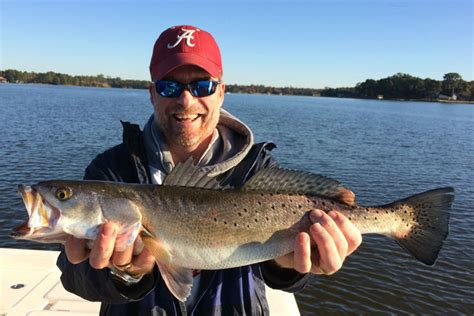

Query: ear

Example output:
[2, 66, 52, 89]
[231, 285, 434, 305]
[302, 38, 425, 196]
[219, 82, 225, 106]
[149, 83, 156, 105]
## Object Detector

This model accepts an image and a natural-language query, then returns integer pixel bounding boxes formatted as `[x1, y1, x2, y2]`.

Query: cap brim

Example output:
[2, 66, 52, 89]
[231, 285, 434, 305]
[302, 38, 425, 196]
[151, 53, 222, 80]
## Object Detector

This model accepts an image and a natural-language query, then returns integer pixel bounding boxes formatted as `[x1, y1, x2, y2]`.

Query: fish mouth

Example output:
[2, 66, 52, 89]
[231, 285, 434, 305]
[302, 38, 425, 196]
[11, 185, 61, 239]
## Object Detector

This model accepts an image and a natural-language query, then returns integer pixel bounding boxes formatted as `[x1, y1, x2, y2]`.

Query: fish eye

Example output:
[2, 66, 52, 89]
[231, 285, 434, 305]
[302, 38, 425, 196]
[55, 187, 72, 201]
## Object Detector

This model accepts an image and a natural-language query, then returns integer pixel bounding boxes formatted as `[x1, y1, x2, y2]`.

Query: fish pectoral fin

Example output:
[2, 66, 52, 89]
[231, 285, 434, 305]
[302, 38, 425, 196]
[141, 235, 172, 264]
[114, 221, 142, 252]
[140, 236, 192, 301]
[100, 198, 143, 252]
[157, 262, 193, 302]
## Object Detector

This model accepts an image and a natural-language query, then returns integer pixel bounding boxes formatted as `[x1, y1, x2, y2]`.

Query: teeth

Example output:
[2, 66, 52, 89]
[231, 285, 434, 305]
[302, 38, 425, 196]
[174, 114, 199, 121]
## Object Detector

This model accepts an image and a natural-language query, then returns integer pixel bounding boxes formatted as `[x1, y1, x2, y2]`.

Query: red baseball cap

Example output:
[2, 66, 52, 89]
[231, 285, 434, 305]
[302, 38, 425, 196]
[149, 25, 223, 81]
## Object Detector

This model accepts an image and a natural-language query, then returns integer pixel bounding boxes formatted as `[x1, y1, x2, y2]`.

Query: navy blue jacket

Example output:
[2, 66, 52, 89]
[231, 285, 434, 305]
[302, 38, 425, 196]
[57, 121, 309, 315]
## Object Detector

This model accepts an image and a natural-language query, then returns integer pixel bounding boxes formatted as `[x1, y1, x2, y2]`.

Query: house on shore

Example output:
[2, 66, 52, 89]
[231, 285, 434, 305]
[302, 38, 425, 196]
[438, 94, 457, 101]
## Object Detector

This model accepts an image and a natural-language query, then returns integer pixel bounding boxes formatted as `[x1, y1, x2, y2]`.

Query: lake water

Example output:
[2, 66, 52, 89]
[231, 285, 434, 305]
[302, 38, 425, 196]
[1, 84, 473, 314]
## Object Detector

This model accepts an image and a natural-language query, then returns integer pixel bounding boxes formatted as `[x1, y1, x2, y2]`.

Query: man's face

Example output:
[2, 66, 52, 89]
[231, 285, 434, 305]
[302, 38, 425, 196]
[150, 65, 225, 150]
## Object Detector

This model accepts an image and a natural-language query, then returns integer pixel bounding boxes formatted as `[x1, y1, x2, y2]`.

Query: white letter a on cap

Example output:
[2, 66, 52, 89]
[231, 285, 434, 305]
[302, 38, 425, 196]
[168, 29, 199, 48]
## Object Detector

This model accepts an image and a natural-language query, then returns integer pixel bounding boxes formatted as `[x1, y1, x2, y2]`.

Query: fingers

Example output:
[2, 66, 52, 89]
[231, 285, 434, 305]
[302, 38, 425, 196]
[330, 211, 362, 255]
[111, 241, 134, 267]
[293, 232, 312, 273]
[313, 210, 348, 259]
[308, 209, 362, 275]
[129, 247, 156, 275]
[64, 222, 156, 277]
[65, 235, 89, 264]
[89, 222, 117, 269]
[309, 222, 342, 274]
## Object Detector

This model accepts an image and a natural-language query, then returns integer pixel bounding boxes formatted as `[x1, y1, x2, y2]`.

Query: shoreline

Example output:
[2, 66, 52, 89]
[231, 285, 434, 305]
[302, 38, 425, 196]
[1, 82, 473, 105]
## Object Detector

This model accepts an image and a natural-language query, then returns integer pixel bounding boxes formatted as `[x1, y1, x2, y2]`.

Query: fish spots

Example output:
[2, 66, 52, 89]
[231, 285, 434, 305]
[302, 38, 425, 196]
[209, 209, 219, 223]
[209, 209, 218, 217]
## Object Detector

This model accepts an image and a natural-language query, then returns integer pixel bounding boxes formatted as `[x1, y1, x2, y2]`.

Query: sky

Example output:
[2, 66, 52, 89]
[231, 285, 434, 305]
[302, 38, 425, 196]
[1, 0, 472, 89]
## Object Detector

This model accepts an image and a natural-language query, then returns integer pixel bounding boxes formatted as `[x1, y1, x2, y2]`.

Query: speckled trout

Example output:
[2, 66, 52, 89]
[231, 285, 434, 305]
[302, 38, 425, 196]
[11, 160, 454, 301]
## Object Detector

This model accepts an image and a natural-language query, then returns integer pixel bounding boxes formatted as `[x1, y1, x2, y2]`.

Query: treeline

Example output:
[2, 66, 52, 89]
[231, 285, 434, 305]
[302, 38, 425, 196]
[1, 69, 472, 101]
[321, 72, 473, 101]
[0, 69, 149, 89]
[225, 84, 321, 96]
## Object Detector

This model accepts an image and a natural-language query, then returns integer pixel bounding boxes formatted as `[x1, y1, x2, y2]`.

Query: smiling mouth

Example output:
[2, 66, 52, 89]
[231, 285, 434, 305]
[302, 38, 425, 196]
[173, 113, 202, 122]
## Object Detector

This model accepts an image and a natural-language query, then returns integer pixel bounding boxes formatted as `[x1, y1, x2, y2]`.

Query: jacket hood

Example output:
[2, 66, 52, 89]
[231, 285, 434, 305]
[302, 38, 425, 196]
[142, 108, 254, 181]
[204, 108, 254, 177]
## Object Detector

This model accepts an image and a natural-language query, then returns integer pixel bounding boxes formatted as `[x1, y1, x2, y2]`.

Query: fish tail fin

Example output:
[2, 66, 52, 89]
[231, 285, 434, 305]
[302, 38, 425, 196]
[386, 187, 454, 265]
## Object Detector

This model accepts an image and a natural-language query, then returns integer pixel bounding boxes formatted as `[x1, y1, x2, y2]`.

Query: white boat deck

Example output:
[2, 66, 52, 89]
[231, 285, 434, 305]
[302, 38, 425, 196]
[0, 248, 300, 315]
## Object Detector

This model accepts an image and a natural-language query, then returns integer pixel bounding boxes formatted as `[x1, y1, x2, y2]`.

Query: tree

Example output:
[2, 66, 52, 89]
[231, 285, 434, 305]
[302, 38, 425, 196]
[355, 79, 378, 98]
[442, 72, 463, 97]
[422, 79, 442, 99]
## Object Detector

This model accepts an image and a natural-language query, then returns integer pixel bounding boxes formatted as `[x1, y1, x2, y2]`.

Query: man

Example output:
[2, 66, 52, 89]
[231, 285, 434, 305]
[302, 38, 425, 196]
[57, 25, 362, 315]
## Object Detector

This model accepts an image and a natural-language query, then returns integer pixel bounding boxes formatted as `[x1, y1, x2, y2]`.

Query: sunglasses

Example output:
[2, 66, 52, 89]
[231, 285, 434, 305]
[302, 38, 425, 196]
[154, 80, 221, 98]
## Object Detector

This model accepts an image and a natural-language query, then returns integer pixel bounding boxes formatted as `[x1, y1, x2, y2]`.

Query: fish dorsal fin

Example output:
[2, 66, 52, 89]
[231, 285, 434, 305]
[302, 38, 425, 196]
[242, 167, 356, 205]
[163, 158, 223, 189]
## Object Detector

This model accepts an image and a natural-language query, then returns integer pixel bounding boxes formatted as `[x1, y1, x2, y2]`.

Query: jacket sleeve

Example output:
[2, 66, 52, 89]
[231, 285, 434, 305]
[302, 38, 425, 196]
[56, 144, 157, 303]
[56, 252, 159, 303]
[244, 143, 311, 292]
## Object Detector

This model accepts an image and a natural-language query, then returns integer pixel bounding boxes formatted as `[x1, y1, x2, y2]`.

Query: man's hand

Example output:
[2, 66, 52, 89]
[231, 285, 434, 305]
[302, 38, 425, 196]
[65, 222, 156, 278]
[275, 210, 362, 275]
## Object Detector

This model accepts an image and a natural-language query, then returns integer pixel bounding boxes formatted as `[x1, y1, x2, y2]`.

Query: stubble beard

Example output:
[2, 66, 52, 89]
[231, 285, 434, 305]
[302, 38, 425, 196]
[158, 117, 208, 148]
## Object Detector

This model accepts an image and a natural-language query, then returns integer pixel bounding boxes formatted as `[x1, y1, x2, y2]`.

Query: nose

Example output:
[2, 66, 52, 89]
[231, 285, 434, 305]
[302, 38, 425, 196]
[177, 88, 195, 108]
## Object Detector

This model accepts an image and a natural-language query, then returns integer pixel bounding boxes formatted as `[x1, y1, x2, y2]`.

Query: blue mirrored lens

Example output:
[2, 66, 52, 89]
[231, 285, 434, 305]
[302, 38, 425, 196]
[155, 80, 219, 98]
[190, 81, 217, 97]
[156, 81, 182, 97]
